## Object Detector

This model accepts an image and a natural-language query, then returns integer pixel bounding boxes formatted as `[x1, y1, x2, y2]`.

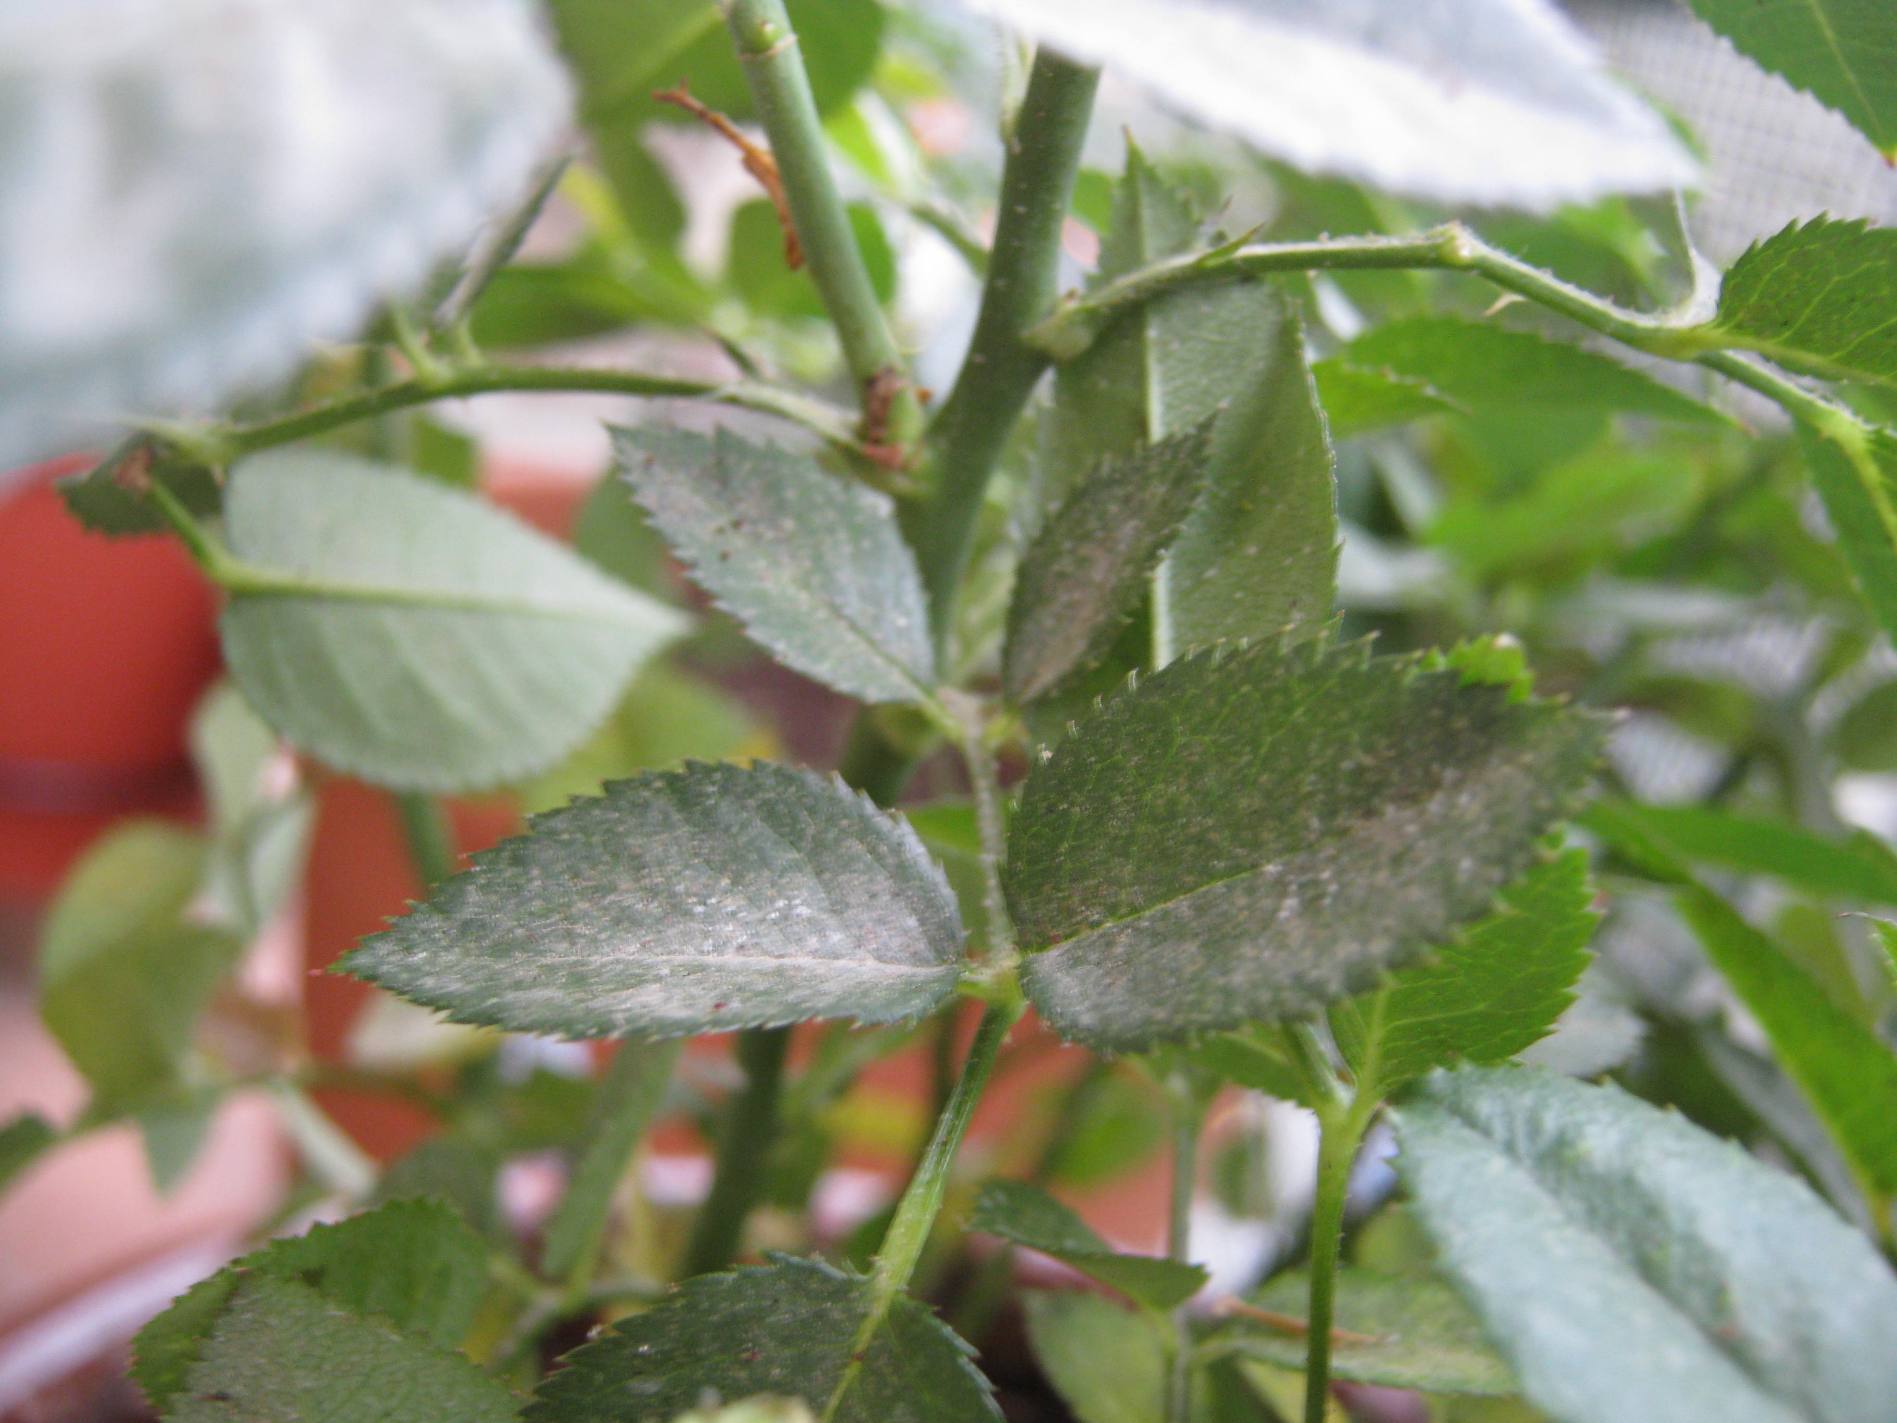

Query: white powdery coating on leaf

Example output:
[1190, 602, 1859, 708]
[956, 0, 1697, 210]
[0, 0, 572, 466]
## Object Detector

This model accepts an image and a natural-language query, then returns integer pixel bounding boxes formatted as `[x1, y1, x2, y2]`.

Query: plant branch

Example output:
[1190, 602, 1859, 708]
[724, 0, 924, 459]
[825, 993, 1024, 1422]
[393, 791, 457, 890]
[681, 1025, 792, 1278]
[186, 363, 863, 464]
[905, 49, 1100, 650]
[1164, 1078, 1206, 1423]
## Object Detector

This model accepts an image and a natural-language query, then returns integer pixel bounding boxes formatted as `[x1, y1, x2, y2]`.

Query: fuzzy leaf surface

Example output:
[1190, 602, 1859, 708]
[1023, 1291, 1168, 1423]
[1342, 318, 1723, 426]
[613, 426, 934, 703]
[1799, 422, 1897, 646]
[525, 1255, 997, 1422]
[968, 1180, 1207, 1309]
[38, 822, 242, 1109]
[1677, 888, 1897, 1198]
[1705, 220, 1897, 388]
[1331, 850, 1598, 1095]
[1006, 426, 1213, 702]
[1005, 640, 1608, 1049]
[1687, 0, 1897, 158]
[135, 1200, 491, 1411]
[220, 453, 687, 793]
[1395, 1066, 1897, 1423]
[1208, 1268, 1515, 1395]
[167, 1275, 520, 1423]
[1045, 149, 1337, 661]
[951, 0, 1696, 209]
[343, 762, 964, 1040]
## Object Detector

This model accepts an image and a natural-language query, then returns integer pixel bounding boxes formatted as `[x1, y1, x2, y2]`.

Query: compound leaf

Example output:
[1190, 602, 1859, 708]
[525, 1255, 997, 1422]
[967, 1180, 1207, 1310]
[614, 427, 935, 703]
[1331, 849, 1598, 1096]
[1006, 639, 1608, 1049]
[952, 0, 1696, 209]
[1704, 219, 1897, 389]
[1395, 1066, 1897, 1423]
[220, 452, 687, 793]
[343, 761, 964, 1040]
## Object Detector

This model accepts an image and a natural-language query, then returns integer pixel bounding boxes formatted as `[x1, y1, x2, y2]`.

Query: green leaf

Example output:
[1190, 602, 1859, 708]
[1044, 147, 1337, 663]
[1331, 850, 1598, 1097]
[39, 822, 243, 1109]
[1585, 798, 1897, 905]
[1686, 0, 1897, 159]
[1206, 1268, 1515, 1396]
[58, 437, 225, 536]
[524, 1255, 998, 1422]
[1676, 887, 1897, 1202]
[729, 200, 896, 318]
[1873, 918, 1897, 988]
[1342, 318, 1724, 427]
[1005, 426, 1213, 702]
[1704, 220, 1897, 388]
[1395, 1066, 1897, 1423]
[136, 1200, 492, 1412]
[1311, 360, 1463, 439]
[0, 1113, 56, 1193]
[343, 761, 964, 1040]
[613, 427, 936, 703]
[954, 0, 1697, 208]
[669, 1403, 815, 1423]
[190, 682, 312, 939]
[219, 452, 688, 793]
[137, 1092, 219, 1195]
[1023, 1290, 1168, 1423]
[1005, 639, 1608, 1049]
[1829, 680, 1897, 771]
[539, 1041, 680, 1284]
[967, 1179, 1208, 1310]
[1799, 421, 1897, 645]
[165, 1275, 520, 1423]
[1162, 315, 1338, 655]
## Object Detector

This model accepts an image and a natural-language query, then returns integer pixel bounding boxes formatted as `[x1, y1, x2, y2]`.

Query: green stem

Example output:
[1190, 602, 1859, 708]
[682, 1025, 792, 1277]
[1281, 1021, 1378, 1423]
[196, 365, 862, 464]
[906, 49, 1100, 649]
[392, 791, 457, 889]
[1164, 1080, 1205, 1423]
[824, 994, 1024, 1423]
[724, 0, 924, 455]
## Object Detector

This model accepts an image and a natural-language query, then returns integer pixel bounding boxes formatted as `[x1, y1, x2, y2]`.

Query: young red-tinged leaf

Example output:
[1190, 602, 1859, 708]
[342, 761, 964, 1040]
[1006, 638, 1608, 1049]
[525, 1256, 998, 1422]
[135, 1200, 491, 1412]
[1396, 1067, 1897, 1423]
[613, 426, 935, 704]
[1331, 849, 1598, 1097]
[1704, 220, 1897, 389]
[967, 1179, 1207, 1310]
